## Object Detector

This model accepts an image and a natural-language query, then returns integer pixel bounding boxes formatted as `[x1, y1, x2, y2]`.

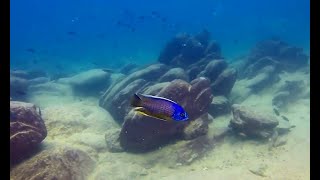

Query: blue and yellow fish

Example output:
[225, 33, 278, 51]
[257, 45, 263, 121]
[130, 93, 189, 122]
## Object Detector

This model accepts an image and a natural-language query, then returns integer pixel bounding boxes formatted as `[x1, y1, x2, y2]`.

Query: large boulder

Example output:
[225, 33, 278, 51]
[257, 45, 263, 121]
[211, 68, 237, 96]
[208, 96, 231, 117]
[246, 65, 279, 92]
[10, 70, 47, 80]
[57, 69, 111, 96]
[119, 62, 138, 75]
[182, 113, 210, 140]
[28, 77, 50, 86]
[244, 39, 308, 73]
[240, 57, 280, 79]
[158, 68, 189, 82]
[158, 30, 221, 67]
[157, 30, 234, 96]
[10, 147, 95, 180]
[10, 76, 29, 101]
[272, 80, 305, 108]
[106, 79, 149, 124]
[198, 59, 228, 81]
[10, 101, 47, 163]
[28, 81, 73, 97]
[158, 33, 190, 65]
[99, 64, 168, 123]
[229, 104, 279, 139]
[119, 78, 213, 152]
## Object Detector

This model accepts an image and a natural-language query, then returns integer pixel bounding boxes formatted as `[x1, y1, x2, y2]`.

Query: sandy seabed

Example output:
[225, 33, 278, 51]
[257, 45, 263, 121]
[28, 70, 310, 180]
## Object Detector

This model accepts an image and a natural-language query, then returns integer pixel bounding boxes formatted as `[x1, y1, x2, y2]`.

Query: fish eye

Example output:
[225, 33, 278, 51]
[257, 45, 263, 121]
[180, 113, 185, 117]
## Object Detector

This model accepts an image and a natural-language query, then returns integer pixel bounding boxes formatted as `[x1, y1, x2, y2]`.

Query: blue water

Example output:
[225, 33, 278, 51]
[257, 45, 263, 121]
[10, 0, 309, 73]
[10, 1, 310, 178]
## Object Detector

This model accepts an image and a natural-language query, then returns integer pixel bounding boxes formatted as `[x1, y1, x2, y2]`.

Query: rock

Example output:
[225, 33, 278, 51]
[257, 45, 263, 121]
[99, 64, 168, 120]
[119, 63, 138, 75]
[104, 79, 149, 124]
[211, 68, 237, 96]
[245, 39, 308, 72]
[176, 136, 213, 165]
[187, 77, 213, 120]
[180, 37, 206, 65]
[208, 96, 230, 117]
[28, 82, 73, 96]
[28, 77, 50, 86]
[194, 29, 211, 47]
[278, 80, 304, 94]
[199, 59, 228, 82]
[10, 70, 47, 80]
[142, 82, 170, 95]
[105, 129, 124, 153]
[272, 136, 287, 147]
[158, 30, 221, 67]
[204, 41, 221, 58]
[246, 65, 279, 92]
[241, 57, 280, 79]
[268, 128, 289, 149]
[278, 46, 309, 70]
[272, 91, 290, 108]
[10, 101, 47, 163]
[158, 33, 190, 65]
[10, 147, 95, 180]
[207, 113, 214, 123]
[272, 80, 304, 108]
[187, 66, 203, 81]
[10, 76, 29, 100]
[182, 114, 210, 140]
[276, 119, 293, 135]
[158, 68, 189, 82]
[229, 104, 279, 139]
[57, 69, 111, 96]
[119, 78, 213, 152]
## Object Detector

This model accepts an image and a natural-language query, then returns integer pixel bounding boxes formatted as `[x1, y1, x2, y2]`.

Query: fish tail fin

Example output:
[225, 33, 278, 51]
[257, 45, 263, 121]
[131, 93, 142, 107]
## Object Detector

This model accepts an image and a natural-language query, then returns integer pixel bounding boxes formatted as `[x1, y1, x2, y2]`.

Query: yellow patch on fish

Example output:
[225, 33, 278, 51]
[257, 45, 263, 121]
[134, 107, 172, 122]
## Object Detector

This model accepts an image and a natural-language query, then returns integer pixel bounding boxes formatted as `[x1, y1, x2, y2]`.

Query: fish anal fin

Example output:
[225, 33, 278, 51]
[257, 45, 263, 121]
[133, 108, 170, 122]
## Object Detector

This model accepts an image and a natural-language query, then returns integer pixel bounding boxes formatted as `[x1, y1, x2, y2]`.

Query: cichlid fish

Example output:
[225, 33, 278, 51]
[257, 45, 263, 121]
[130, 93, 189, 122]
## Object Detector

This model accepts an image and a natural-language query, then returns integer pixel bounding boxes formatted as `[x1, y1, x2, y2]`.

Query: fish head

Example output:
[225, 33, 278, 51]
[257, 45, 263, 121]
[172, 105, 189, 121]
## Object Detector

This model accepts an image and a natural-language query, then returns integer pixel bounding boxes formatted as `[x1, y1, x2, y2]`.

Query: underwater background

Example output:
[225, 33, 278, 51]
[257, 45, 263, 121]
[10, 0, 310, 179]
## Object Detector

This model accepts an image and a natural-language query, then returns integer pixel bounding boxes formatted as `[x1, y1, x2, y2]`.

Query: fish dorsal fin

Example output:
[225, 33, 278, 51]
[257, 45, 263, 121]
[138, 94, 178, 105]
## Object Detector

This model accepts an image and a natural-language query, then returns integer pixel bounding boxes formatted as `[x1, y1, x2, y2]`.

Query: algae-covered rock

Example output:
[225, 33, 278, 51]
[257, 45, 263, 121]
[272, 80, 305, 108]
[10, 101, 47, 163]
[119, 78, 213, 152]
[211, 68, 237, 96]
[99, 63, 168, 123]
[158, 68, 189, 82]
[229, 104, 279, 139]
[10, 147, 95, 180]
[182, 113, 210, 140]
[57, 69, 111, 96]
[199, 59, 228, 82]
[209, 96, 230, 117]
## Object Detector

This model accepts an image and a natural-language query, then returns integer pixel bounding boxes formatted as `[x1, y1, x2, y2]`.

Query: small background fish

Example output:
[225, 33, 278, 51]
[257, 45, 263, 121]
[130, 93, 188, 122]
